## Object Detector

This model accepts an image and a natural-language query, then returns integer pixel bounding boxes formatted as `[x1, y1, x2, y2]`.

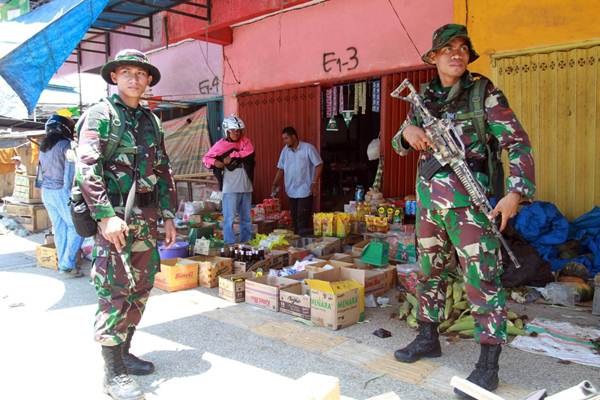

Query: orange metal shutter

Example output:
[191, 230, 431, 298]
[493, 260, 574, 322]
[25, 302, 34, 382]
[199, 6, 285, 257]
[381, 68, 437, 199]
[238, 85, 321, 207]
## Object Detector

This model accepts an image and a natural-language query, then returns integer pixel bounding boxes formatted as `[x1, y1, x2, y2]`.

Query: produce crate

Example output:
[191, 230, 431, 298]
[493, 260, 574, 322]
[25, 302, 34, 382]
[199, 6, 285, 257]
[12, 174, 41, 202]
[3, 199, 50, 232]
[36, 244, 58, 270]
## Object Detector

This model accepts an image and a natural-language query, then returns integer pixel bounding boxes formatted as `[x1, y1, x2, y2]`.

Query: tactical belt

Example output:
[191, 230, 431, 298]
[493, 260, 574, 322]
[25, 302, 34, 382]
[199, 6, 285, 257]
[109, 190, 158, 209]
[419, 157, 486, 181]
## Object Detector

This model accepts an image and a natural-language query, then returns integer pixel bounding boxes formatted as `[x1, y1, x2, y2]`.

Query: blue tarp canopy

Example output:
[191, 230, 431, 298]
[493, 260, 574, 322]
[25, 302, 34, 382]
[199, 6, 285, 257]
[0, 0, 108, 116]
[0, 0, 209, 118]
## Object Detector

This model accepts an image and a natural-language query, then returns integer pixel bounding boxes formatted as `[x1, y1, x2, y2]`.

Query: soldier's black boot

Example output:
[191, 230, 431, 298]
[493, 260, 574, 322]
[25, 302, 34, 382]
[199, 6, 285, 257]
[394, 321, 441, 363]
[122, 327, 155, 375]
[102, 344, 145, 400]
[454, 344, 502, 399]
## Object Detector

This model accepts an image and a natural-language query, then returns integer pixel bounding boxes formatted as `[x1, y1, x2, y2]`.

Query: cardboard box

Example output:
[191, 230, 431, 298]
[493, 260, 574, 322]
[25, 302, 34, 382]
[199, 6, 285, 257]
[306, 279, 363, 330]
[233, 257, 270, 274]
[341, 265, 387, 297]
[13, 174, 41, 202]
[155, 258, 199, 292]
[291, 236, 319, 248]
[381, 265, 398, 292]
[351, 257, 373, 270]
[36, 243, 58, 270]
[256, 220, 276, 234]
[306, 237, 342, 257]
[279, 284, 311, 319]
[44, 233, 54, 245]
[351, 239, 371, 258]
[287, 247, 311, 265]
[245, 276, 301, 311]
[287, 265, 341, 283]
[233, 250, 288, 274]
[320, 252, 354, 264]
[188, 255, 233, 288]
[218, 272, 255, 303]
[269, 249, 289, 270]
[193, 237, 212, 256]
[4, 201, 49, 232]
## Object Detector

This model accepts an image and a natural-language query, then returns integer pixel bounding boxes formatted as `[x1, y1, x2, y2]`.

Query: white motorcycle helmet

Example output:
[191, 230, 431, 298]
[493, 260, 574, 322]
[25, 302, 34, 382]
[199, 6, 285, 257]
[222, 115, 245, 138]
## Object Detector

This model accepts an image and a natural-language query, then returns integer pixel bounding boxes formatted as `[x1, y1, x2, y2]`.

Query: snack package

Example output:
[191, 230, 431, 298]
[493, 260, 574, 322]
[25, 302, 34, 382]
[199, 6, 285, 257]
[335, 213, 351, 238]
[322, 213, 335, 237]
[313, 213, 323, 236]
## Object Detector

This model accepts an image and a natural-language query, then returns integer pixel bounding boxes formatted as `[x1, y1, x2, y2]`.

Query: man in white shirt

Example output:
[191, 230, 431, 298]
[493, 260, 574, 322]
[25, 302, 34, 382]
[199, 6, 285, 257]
[271, 126, 323, 236]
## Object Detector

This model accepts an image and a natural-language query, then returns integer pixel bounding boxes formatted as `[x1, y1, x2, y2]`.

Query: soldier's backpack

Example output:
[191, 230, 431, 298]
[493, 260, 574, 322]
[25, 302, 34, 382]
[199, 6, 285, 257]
[455, 74, 505, 200]
[69, 96, 162, 237]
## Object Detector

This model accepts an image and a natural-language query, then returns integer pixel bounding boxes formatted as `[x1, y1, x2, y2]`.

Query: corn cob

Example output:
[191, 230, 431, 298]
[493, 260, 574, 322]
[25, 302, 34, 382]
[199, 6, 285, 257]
[447, 316, 475, 332]
[406, 314, 418, 329]
[452, 281, 463, 304]
[398, 300, 411, 320]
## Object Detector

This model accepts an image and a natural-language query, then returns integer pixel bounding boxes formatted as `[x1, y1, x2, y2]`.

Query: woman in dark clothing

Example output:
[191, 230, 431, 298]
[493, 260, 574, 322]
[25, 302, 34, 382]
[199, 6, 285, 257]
[39, 114, 84, 277]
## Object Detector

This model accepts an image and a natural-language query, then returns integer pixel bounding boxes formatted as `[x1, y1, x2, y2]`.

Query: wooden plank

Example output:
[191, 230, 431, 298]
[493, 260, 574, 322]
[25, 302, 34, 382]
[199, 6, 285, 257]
[595, 46, 600, 208]
[583, 46, 597, 215]
[555, 50, 570, 214]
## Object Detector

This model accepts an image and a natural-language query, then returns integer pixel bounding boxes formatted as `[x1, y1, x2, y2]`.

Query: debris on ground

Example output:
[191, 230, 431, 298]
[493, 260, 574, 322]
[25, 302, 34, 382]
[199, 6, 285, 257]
[0, 214, 30, 237]
[372, 328, 391, 338]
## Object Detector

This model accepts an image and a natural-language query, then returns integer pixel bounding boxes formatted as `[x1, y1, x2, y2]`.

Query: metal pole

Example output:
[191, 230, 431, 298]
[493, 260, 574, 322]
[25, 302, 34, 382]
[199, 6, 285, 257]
[77, 44, 83, 116]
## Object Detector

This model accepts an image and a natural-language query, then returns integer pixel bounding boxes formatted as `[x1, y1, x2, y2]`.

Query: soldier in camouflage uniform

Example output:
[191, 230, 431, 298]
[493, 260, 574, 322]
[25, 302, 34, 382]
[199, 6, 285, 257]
[392, 25, 535, 398]
[75, 49, 177, 400]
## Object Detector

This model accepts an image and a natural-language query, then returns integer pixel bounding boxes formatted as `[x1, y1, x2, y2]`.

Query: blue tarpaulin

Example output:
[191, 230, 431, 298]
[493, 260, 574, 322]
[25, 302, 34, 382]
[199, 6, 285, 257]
[514, 202, 600, 274]
[0, 0, 107, 115]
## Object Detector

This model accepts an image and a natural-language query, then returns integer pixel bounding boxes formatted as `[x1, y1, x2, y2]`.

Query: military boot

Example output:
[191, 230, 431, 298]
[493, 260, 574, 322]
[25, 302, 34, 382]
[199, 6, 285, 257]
[102, 344, 145, 400]
[122, 327, 155, 375]
[454, 344, 502, 399]
[394, 321, 441, 363]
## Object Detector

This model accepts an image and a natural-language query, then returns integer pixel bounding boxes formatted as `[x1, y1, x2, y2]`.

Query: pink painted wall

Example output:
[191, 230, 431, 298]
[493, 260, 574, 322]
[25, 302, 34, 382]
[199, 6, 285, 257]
[222, 0, 452, 114]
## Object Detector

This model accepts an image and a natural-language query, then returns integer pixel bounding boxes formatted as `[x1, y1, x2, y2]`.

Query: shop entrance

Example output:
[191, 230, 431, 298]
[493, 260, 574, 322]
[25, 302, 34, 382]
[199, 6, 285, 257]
[320, 79, 381, 211]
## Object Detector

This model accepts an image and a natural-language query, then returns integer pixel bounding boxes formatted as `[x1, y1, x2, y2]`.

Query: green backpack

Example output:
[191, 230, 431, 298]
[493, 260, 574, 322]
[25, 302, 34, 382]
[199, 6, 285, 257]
[454, 74, 505, 199]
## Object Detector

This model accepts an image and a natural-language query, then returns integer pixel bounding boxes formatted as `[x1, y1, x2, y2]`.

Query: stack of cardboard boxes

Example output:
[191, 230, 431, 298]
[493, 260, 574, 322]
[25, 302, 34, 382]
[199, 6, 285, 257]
[150, 234, 413, 333]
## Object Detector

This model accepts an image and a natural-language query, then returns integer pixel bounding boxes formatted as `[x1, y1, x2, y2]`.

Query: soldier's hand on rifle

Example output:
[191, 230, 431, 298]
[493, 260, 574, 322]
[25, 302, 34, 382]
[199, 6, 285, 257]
[403, 126, 433, 151]
[163, 218, 177, 249]
[214, 160, 225, 169]
[99, 216, 129, 253]
[489, 192, 521, 232]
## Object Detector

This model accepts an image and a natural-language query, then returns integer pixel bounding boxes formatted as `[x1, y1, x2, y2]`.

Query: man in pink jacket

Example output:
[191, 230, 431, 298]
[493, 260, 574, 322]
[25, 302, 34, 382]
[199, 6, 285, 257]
[203, 116, 255, 244]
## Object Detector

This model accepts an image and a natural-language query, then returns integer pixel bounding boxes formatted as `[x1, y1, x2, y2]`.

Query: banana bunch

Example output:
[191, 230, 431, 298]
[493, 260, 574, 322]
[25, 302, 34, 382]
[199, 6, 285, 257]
[398, 276, 529, 339]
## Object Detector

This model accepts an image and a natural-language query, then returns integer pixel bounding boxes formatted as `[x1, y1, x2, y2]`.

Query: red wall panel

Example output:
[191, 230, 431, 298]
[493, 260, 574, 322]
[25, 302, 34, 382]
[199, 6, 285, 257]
[381, 68, 437, 199]
[238, 85, 321, 207]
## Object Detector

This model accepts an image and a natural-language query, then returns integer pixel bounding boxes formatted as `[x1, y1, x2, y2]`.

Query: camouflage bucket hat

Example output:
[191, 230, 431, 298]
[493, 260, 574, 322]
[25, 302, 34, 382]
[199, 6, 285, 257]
[422, 24, 479, 65]
[100, 49, 161, 86]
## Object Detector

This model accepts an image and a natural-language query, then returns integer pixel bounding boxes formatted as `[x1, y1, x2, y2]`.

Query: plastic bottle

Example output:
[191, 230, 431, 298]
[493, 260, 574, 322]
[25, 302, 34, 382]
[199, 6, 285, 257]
[355, 185, 365, 202]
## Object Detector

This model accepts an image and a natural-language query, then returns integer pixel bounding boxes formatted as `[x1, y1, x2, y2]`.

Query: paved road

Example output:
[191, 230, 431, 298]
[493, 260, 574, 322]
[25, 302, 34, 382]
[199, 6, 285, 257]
[0, 232, 598, 400]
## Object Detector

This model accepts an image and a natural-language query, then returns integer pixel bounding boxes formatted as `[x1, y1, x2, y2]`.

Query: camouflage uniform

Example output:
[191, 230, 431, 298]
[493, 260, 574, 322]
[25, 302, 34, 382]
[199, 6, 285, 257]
[76, 94, 176, 346]
[392, 72, 535, 345]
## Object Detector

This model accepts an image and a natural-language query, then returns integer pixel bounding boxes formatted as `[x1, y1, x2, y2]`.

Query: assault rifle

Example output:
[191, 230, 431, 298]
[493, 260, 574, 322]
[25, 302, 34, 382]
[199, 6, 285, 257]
[391, 79, 521, 269]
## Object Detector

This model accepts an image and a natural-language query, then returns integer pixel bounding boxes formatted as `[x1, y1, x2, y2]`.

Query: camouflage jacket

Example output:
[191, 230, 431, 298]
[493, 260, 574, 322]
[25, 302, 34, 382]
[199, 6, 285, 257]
[75, 94, 177, 220]
[392, 72, 535, 210]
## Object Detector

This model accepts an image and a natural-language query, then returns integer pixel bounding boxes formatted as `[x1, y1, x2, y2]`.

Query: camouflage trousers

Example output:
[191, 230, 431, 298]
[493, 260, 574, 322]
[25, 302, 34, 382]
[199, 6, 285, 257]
[416, 205, 507, 345]
[92, 207, 160, 346]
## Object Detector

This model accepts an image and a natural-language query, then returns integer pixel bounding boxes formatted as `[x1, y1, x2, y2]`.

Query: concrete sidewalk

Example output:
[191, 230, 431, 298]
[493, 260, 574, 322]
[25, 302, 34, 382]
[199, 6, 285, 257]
[0, 232, 598, 400]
